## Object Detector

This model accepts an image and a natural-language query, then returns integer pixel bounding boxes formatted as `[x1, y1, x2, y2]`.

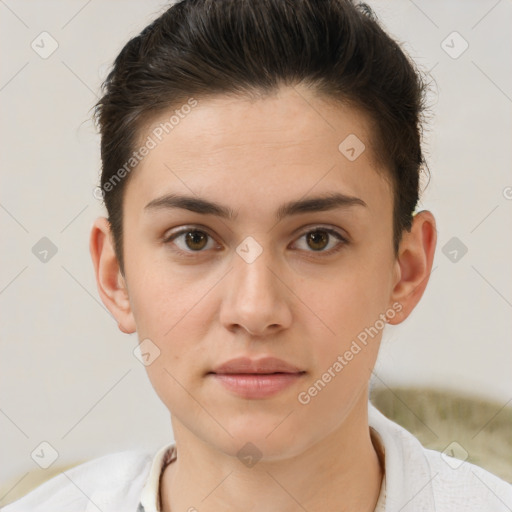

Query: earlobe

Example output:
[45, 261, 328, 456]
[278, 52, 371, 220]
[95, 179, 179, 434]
[89, 217, 136, 334]
[387, 210, 437, 325]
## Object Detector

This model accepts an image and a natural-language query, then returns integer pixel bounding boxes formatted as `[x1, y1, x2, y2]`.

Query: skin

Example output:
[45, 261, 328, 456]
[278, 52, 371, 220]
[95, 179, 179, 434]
[90, 84, 436, 512]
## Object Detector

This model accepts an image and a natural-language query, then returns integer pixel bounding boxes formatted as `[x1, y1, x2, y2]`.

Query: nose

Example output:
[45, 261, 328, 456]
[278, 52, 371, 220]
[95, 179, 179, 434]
[219, 243, 292, 337]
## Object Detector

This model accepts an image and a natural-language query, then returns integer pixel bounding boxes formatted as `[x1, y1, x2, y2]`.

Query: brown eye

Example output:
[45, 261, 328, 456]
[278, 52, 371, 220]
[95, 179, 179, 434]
[293, 227, 348, 255]
[165, 228, 216, 253]
[184, 230, 208, 250]
[306, 230, 329, 251]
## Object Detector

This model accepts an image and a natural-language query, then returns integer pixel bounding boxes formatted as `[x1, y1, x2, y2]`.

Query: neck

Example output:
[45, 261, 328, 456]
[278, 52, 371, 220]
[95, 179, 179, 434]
[161, 394, 384, 512]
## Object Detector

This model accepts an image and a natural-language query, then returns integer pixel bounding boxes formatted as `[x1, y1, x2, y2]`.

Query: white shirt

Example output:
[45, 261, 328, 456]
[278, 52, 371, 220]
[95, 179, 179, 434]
[3, 402, 511, 511]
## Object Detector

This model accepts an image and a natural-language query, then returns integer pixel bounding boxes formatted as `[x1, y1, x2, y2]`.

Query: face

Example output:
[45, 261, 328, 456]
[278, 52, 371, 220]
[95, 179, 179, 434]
[115, 85, 402, 459]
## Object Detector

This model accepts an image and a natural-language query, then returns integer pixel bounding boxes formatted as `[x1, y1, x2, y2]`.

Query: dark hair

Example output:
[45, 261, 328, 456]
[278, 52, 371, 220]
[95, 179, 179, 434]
[93, 0, 430, 274]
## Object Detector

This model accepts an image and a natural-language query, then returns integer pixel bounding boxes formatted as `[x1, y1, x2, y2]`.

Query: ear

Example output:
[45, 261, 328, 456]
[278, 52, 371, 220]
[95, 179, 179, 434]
[387, 210, 437, 325]
[89, 217, 136, 334]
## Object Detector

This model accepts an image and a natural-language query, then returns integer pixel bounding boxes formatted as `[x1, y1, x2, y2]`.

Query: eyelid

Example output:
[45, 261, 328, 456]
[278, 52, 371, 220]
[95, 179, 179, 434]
[292, 224, 349, 242]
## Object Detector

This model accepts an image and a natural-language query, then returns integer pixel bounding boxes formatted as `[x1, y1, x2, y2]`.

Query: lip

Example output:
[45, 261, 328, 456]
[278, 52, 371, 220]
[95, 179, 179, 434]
[208, 357, 306, 399]
[210, 356, 304, 374]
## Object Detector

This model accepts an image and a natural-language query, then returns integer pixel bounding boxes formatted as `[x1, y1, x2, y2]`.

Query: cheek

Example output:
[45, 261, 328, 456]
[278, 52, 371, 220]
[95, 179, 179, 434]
[309, 268, 383, 335]
[295, 275, 383, 416]
[298, 261, 389, 378]
[131, 278, 210, 414]
[126, 251, 202, 337]
[126, 257, 216, 369]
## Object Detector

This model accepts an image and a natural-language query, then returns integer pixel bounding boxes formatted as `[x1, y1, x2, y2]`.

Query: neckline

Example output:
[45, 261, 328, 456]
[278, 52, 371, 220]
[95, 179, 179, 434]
[154, 429, 386, 512]
[370, 425, 387, 511]
[157, 446, 177, 511]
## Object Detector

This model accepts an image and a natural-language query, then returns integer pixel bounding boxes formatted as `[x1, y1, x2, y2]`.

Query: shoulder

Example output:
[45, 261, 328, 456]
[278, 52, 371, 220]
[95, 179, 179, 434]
[1, 448, 154, 512]
[423, 447, 512, 511]
[368, 401, 512, 512]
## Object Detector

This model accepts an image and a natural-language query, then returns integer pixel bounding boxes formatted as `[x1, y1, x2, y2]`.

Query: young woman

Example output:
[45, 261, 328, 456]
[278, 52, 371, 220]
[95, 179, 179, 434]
[4, 0, 511, 511]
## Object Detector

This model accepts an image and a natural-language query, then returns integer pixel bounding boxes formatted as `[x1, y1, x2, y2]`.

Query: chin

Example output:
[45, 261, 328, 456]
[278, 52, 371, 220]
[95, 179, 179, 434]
[214, 412, 310, 459]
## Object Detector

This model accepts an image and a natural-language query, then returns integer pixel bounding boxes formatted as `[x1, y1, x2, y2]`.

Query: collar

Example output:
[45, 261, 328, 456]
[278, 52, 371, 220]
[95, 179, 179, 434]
[368, 402, 437, 511]
[139, 443, 176, 512]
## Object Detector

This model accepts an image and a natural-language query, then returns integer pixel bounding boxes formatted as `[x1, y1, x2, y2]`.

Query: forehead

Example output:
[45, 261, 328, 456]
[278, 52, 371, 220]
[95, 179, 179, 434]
[127, 85, 392, 221]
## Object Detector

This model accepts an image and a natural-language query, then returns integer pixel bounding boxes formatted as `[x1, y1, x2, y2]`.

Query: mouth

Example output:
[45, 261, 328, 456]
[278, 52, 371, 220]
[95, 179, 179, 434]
[207, 356, 307, 399]
[210, 356, 305, 374]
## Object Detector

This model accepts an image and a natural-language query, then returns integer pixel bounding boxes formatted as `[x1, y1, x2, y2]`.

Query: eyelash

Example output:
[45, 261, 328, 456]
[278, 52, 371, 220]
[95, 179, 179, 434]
[163, 225, 349, 259]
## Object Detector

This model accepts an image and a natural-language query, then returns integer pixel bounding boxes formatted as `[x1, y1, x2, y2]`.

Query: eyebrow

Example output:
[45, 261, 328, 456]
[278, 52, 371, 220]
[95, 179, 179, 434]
[144, 192, 367, 222]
